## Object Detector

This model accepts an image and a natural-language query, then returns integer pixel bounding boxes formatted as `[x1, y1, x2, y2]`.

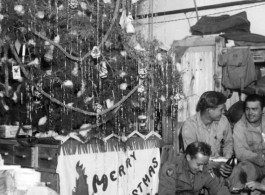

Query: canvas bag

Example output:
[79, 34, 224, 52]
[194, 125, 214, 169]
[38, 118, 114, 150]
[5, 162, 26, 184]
[218, 48, 257, 90]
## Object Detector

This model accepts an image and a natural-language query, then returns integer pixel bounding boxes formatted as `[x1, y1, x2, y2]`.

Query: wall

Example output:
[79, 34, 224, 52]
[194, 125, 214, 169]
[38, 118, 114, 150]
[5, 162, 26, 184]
[135, 0, 265, 49]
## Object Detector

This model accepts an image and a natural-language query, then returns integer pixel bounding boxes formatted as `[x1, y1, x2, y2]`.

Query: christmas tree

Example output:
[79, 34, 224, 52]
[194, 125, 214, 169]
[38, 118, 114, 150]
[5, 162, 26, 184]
[0, 0, 182, 141]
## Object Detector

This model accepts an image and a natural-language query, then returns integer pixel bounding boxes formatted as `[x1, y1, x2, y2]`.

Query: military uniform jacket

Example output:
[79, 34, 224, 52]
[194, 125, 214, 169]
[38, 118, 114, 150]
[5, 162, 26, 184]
[158, 154, 230, 195]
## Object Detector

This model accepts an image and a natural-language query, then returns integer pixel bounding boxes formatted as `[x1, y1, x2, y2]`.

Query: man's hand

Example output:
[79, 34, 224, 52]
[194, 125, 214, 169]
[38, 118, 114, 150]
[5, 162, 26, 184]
[246, 181, 265, 192]
[219, 162, 233, 177]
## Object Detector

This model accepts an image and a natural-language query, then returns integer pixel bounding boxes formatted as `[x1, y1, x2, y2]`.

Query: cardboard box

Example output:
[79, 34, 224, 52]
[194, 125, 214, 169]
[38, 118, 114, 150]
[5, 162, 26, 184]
[0, 125, 31, 138]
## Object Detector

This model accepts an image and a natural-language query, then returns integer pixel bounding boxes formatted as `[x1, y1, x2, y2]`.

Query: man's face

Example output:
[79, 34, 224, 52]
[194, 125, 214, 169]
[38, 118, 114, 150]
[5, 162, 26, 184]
[187, 153, 209, 174]
[208, 104, 225, 121]
[245, 101, 263, 124]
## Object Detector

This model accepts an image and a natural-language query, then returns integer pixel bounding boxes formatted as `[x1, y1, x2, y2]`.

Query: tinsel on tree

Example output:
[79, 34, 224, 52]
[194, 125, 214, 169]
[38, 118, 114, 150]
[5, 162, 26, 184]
[0, 0, 183, 140]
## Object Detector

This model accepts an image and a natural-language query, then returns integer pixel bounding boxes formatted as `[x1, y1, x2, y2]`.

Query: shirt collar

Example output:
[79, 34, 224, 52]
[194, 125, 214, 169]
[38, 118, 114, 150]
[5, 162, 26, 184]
[195, 112, 219, 129]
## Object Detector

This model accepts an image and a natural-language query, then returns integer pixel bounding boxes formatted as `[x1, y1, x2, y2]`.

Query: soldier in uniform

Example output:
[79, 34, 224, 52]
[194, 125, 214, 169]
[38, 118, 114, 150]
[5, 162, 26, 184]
[158, 141, 231, 195]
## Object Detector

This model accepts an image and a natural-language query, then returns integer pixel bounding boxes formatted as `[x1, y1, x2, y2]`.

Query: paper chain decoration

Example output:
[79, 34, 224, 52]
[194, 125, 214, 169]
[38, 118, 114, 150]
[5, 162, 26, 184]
[103, 129, 161, 142]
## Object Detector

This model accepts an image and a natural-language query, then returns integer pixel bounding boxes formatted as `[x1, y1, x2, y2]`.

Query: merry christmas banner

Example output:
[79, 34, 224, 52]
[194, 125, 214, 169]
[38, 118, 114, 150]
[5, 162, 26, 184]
[57, 142, 160, 195]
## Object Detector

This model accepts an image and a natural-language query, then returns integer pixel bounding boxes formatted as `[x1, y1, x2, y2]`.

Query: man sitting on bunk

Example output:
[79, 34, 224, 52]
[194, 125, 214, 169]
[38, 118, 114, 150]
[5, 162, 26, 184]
[181, 91, 233, 177]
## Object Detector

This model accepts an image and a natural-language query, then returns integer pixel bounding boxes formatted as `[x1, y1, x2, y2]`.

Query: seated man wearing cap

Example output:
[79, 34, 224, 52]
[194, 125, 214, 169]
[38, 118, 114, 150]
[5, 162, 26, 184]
[181, 91, 233, 177]
[158, 141, 231, 195]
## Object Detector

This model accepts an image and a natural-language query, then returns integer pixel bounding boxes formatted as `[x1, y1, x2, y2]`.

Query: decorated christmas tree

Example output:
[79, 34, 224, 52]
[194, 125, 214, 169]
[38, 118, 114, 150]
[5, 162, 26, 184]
[0, 0, 182, 142]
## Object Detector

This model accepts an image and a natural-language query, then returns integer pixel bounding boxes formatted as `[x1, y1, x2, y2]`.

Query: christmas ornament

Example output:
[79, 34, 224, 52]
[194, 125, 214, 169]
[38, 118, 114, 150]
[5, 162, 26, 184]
[77, 11, 85, 17]
[22, 44, 26, 63]
[32, 82, 43, 104]
[28, 39, 36, 46]
[15, 39, 21, 54]
[71, 62, 79, 77]
[120, 83, 128, 90]
[91, 46, 101, 59]
[98, 61, 108, 78]
[138, 115, 147, 123]
[134, 43, 145, 51]
[119, 10, 126, 29]
[12, 92, 18, 103]
[27, 58, 40, 68]
[120, 51, 127, 57]
[67, 102, 74, 107]
[14, 5, 25, 15]
[45, 69, 52, 76]
[106, 99, 114, 108]
[84, 96, 93, 104]
[12, 65, 21, 80]
[105, 40, 113, 49]
[54, 35, 60, 44]
[121, 132, 127, 142]
[38, 116, 47, 126]
[36, 11, 45, 19]
[79, 123, 92, 136]
[68, 0, 78, 9]
[79, 2, 87, 10]
[138, 68, 147, 79]
[58, 4, 64, 10]
[93, 103, 102, 113]
[119, 71, 127, 78]
[125, 12, 135, 34]
[103, 0, 111, 4]
[0, 14, 4, 21]
[77, 80, 86, 97]
[139, 122, 146, 130]
[160, 95, 166, 102]
[156, 53, 162, 61]
[44, 45, 54, 62]
[63, 80, 74, 88]
[137, 85, 145, 93]
[172, 93, 185, 107]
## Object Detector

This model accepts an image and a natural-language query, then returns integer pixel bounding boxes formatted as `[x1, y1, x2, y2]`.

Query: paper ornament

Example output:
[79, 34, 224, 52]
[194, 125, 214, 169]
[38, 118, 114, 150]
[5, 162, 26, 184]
[12, 65, 22, 80]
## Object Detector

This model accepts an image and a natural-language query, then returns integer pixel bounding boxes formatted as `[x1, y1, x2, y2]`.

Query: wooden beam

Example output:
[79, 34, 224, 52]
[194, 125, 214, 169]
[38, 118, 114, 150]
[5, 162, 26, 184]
[171, 36, 222, 47]
[136, 1, 265, 19]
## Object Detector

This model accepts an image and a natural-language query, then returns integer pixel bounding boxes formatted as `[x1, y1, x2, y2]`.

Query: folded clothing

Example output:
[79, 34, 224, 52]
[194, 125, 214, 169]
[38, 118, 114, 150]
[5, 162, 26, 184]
[190, 11, 250, 35]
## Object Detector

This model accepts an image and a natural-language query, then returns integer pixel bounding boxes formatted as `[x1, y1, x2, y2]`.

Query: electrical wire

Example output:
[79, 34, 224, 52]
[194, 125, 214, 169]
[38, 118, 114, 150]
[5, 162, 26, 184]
[140, 2, 265, 25]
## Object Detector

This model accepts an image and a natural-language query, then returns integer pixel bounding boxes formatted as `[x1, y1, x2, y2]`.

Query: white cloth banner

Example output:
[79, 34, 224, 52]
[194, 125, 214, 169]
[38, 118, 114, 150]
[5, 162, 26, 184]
[57, 147, 160, 195]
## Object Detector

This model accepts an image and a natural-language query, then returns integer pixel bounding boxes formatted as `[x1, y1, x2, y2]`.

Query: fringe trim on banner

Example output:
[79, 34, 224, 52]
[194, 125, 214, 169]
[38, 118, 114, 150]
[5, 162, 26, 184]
[59, 137, 161, 156]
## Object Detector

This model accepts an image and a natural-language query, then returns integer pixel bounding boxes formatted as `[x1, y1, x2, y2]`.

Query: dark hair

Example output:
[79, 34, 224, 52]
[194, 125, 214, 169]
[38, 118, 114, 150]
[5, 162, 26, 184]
[186, 141, 212, 159]
[196, 91, 227, 112]
[244, 94, 264, 110]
